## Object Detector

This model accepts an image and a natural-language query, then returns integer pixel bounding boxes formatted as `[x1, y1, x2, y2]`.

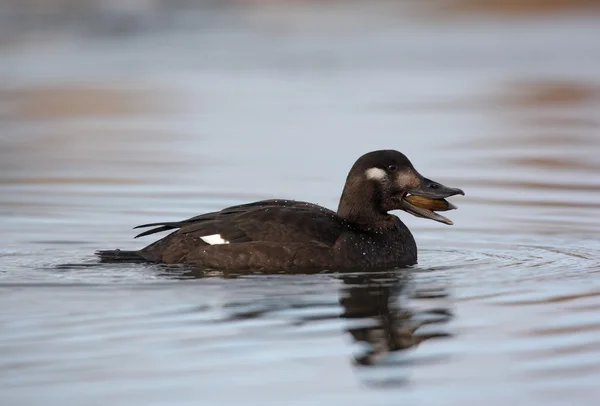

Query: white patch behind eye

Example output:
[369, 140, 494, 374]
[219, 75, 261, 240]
[365, 167, 386, 181]
[200, 234, 230, 245]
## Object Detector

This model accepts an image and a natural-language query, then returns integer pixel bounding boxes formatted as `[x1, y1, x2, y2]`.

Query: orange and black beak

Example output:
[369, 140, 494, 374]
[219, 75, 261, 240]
[399, 174, 464, 225]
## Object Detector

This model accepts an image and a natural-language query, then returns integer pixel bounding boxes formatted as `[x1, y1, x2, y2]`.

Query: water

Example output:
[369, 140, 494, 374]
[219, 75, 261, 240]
[1, 2, 600, 405]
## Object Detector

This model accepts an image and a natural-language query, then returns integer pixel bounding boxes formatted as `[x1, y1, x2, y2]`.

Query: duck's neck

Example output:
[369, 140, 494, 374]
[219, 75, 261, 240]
[337, 177, 388, 229]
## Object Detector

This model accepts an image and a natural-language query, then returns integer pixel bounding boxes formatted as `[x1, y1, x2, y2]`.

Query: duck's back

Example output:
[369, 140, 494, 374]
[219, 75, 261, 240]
[100, 199, 417, 271]
[136, 199, 345, 268]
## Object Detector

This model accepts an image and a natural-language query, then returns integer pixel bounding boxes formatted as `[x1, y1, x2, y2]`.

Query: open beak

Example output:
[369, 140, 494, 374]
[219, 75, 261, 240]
[398, 173, 464, 225]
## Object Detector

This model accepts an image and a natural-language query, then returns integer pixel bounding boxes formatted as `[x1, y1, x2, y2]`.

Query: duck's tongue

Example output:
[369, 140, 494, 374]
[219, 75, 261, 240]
[401, 195, 458, 225]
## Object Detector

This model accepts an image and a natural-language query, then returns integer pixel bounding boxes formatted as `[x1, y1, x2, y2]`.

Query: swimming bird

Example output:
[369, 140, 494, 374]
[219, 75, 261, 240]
[96, 150, 464, 271]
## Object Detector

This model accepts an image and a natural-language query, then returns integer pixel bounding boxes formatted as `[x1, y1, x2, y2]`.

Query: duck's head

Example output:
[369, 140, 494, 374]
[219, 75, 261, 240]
[339, 150, 465, 225]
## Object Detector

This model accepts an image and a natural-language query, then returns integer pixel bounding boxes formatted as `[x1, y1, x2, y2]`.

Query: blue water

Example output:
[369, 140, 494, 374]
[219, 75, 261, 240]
[1, 2, 600, 405]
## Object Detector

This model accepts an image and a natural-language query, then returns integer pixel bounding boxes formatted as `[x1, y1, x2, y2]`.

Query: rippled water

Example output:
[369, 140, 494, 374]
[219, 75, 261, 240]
[1, 2, 600, 405]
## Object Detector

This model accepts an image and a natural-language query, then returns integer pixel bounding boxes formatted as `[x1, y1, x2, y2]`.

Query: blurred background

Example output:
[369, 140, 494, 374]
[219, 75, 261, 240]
[1, 1, 600, 405]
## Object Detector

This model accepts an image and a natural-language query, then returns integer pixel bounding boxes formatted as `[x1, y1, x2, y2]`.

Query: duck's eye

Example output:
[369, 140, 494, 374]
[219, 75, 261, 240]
[387, 165, 398, 172]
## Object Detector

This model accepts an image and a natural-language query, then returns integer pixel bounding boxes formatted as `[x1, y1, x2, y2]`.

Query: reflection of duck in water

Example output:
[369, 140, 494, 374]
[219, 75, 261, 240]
[97, 150, 463, 272]
[340, 274, 452, 366]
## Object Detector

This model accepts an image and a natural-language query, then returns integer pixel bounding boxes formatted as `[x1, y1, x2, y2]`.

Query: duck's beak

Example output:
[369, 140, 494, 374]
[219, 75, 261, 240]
[399, 173, 464, 225]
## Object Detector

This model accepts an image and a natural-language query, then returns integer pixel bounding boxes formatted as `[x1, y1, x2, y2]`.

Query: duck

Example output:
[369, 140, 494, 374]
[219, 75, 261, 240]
[96, 150, 464, 272]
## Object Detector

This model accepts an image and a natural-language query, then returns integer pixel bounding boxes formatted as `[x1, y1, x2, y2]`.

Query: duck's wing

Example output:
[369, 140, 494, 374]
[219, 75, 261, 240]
[134, 199, 342, 246]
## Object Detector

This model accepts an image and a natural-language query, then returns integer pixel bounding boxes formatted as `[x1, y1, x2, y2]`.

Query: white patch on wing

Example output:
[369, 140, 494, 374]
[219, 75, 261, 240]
[200, 234, 230, 245]
[365, 167, 386, 181]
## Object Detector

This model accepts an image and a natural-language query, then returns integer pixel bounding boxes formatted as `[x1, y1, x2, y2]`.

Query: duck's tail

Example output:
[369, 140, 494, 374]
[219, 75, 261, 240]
[95, 249, 148, 263]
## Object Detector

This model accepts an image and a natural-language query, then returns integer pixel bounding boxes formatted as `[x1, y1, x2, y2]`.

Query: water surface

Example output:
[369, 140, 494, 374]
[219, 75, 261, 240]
[1, 2, 600, 405]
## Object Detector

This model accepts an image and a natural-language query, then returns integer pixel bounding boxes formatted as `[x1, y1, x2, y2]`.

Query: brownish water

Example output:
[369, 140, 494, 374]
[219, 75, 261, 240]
[1, 2, 600, 405]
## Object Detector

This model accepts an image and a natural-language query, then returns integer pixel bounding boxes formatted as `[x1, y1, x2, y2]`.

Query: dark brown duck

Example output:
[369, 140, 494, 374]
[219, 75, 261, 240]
[96, 150, 464, 271]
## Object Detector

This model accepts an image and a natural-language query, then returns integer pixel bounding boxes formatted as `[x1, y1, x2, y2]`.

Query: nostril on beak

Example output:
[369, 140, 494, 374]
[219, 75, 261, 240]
[430, 183, 439, 189]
